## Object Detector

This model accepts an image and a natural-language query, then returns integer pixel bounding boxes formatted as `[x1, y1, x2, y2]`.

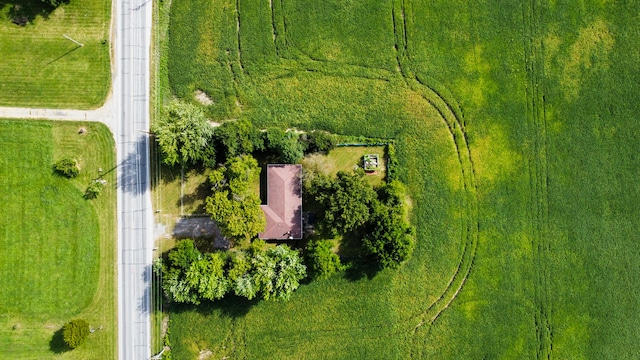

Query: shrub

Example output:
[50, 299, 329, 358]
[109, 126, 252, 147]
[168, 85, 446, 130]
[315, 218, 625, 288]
[62, 319, 90, 349]
[304, 240, 343, 279]
[84, 179, 105, 199]
[386, 143, 399, 182]
[305, 131, 338, 154]
[54, 158, 79, 178]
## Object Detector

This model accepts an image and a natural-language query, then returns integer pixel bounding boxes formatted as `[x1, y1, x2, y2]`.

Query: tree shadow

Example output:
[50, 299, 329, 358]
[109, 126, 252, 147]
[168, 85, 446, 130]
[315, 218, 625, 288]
[49, 327, 70, 354]
[343, 259, 380, 281]
[169, 295, 258, 319]
[119, 136, 150, 195]
[0, 0, 68, 26]
[178, 180, 210, 214]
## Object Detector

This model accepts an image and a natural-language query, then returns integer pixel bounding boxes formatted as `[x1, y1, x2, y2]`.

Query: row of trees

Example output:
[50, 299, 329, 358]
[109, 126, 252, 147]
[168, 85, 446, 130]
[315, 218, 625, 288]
[159, 239, 307, 303]
[152, 100, 338, 168]
[308, 170, 415, 269]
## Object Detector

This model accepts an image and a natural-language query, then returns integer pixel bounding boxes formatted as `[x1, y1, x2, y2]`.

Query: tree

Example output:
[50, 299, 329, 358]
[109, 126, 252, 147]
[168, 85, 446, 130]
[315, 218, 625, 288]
[362, 203, 415, 269]
[62, 319, 90, 349]
[305, 131, 337, 154]
[304, 240, 343, 279]
[162, 239, 203, 304]
[252, 245, 307, 300]
[213, 119, 263, 161]
[207, 191, 266, 245]
[315, 170, 377, 235]
[185, 252, 230, 301]
[41, 0, 69, 8]
[265, 128, 305, 164]
[54, 157, 79, 178]
[206, 155, 266, 245]
[84, 179, 105, 199]
[152, 100, 214, 166]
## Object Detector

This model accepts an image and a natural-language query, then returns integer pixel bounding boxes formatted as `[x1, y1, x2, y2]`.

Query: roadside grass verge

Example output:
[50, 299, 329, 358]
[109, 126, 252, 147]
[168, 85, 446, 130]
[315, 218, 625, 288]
[0, 120, 116, 359]
[0, 0, 111, 109]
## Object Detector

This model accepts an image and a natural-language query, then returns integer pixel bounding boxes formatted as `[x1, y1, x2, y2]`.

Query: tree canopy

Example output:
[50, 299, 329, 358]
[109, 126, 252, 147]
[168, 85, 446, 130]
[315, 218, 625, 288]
[265, 128, 305, 164]
[205, 155, 266, 245]
[315, 169, 377, 235]
[304, 240, 343, 279]
[62, 319, 90, 349]
[152, 100, 214, 166]
[160, 240, 306, 303]
[213, 119, 263, 162]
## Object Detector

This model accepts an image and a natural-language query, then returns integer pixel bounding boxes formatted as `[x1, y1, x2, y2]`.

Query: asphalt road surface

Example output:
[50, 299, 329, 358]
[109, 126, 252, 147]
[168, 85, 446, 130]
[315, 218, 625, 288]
[114, 0, 153, 357]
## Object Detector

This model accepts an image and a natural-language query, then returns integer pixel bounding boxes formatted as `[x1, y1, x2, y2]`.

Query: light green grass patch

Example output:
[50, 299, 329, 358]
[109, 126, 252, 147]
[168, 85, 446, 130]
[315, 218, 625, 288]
[302, 146, 386, 187]
[0, 120, 116, 358]
[0, 0, 111, 109]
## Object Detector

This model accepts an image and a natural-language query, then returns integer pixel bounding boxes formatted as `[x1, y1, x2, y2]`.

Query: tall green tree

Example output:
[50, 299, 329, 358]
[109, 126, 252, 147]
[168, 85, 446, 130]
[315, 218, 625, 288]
[206, 155, 266, 245]
[213, 119, 263, 161]
[252, 245, 307, 300]
[362, 203, 415, 269]
[304, 240, 343, 279]
[265, 128, 305, 164]
[315, 170, 377, 235]
[152, 100, 214, 166]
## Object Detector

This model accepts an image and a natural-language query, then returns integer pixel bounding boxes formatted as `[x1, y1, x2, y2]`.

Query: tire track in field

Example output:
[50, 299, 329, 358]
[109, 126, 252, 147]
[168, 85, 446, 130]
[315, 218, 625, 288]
[522, 0, 553, 358]
[234, 0, 245, 73]
[264, 0, 477, 337]
[268, 0, 479, 329]
[392, 0, 479, 329]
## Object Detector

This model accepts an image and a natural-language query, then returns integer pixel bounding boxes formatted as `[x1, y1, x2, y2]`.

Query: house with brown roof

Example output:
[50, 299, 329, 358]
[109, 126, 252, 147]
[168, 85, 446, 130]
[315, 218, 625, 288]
[259, 164, 303, 240]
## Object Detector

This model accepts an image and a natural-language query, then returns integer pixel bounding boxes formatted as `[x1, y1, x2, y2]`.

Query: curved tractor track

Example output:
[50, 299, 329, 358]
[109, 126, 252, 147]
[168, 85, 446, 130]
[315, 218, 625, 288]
[264, 0, 480, 329]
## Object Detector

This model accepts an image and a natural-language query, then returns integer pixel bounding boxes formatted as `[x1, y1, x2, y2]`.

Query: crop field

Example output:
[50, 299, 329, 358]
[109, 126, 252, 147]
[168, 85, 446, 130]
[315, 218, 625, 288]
[0, 0, 111, 109]
[0, 121, 116, 358]
[162, 0, 640, 358]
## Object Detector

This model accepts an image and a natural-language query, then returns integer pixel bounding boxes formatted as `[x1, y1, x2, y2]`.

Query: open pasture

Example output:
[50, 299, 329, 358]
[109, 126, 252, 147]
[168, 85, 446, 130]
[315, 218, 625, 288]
[163, 0, 640, 358]
[0, 121, 117, 359]
[0, 0, 111, 109]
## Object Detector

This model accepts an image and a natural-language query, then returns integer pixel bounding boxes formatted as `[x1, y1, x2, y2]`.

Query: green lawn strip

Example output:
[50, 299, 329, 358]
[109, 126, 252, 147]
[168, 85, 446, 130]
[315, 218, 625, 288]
[0, 0, 110, 109]
[0, 120, 116, 358]
[326, 146, 386, 186]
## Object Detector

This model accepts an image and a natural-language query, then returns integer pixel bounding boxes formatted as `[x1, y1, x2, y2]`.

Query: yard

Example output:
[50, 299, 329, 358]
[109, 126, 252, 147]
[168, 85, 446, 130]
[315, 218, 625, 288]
[0, 120, 117, 359]
[0, 0, 111, 109]
[160, 0, 640, 358]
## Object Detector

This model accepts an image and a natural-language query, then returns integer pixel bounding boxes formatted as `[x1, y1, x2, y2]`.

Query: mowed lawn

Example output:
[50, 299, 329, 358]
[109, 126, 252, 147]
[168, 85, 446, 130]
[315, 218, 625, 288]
[162, 0, 640, 359]
[0, 120, 116, 359]
[0, 0, 111, 109]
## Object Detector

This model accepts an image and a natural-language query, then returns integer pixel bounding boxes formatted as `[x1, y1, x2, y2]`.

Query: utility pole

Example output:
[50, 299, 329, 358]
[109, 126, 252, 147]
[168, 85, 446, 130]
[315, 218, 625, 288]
[63, 34, 84, 47]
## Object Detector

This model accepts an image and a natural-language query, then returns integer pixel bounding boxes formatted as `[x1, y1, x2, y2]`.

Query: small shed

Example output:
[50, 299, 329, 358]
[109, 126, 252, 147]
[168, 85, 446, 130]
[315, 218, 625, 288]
[363, 154, 379, 172]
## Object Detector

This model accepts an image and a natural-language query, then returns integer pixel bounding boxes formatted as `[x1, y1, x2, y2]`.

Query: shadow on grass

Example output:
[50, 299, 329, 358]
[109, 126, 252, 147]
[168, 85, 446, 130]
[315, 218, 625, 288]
[178, 180, 210, 215]
[170, 295, 258, 319]
[0, 0, 68, 25]
[49, 327, 70, 354]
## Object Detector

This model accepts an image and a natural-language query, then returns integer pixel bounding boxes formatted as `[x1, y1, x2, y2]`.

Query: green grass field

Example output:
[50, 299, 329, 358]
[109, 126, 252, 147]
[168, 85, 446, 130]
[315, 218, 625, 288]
[0, 120, 116, 358]
[0, 0, 111, 109]
[162, 0, 640, 358]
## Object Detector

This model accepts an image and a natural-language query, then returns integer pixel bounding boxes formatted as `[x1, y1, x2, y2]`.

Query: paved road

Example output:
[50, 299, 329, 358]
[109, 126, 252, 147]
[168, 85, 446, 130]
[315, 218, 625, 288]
[114, 0, 153, 357]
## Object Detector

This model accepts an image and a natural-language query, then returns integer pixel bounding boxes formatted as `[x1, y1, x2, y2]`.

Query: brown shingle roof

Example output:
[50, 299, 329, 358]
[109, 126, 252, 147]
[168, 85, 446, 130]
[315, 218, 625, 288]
[259, 164, 302, 239]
